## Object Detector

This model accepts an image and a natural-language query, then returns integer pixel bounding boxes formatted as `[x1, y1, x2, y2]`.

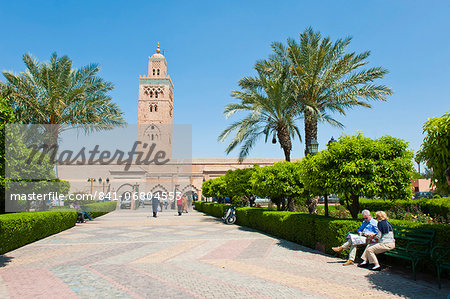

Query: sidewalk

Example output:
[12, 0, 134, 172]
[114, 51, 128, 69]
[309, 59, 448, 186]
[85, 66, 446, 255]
[0, 208, 448, 298]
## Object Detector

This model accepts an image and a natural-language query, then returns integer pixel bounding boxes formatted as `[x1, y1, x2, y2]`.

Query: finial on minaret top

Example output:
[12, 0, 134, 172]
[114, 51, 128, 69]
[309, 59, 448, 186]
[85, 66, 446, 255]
[156, 42, 161, 54]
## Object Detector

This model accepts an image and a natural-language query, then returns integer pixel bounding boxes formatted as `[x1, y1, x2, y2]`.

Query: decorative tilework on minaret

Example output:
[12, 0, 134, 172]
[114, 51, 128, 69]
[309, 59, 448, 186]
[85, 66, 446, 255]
[138, 42, 174, 125]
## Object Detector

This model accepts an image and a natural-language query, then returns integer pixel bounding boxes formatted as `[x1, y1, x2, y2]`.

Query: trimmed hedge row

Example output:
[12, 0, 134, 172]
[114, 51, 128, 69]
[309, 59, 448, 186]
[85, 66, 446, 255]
[0, 202, 118, 254]
[82, 201, 117, 218]
[0, 211, 77, 254]
[195, 202, 450, 257]
[51, 201, 117, 219]
[194, 201, 226, 218]
[359, 198, 450, 221]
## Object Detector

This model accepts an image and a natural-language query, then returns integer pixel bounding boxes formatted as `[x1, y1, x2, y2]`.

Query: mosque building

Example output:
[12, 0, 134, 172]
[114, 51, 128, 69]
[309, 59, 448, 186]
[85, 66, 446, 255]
[58, 44, 284, 205]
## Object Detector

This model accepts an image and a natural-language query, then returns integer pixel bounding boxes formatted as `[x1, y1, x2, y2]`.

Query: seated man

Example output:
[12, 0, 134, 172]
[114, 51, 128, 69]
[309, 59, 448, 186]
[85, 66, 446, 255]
[332, 209, 378, 265]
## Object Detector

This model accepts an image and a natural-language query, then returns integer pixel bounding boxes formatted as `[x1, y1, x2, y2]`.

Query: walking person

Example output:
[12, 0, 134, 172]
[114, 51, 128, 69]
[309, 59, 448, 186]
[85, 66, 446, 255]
[177, 196, 183, 216]
[182, 196, 188, 213]
[152, 195, 160, 218]
[332, 210, 378, 265]
[159, 199, 164, 212]
[359, 211, 395, 271]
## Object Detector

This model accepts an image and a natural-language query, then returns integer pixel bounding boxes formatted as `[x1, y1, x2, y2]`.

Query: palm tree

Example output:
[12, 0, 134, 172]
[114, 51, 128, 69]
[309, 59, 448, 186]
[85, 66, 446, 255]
[1, 53, 125, 144]
[219, 61, 301, 161]
[272, 28, 393, 155]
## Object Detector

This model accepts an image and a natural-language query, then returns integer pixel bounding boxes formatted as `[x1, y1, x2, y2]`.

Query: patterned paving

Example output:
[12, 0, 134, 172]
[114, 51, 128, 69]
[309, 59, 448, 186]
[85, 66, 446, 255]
[0, 208, 448, 298]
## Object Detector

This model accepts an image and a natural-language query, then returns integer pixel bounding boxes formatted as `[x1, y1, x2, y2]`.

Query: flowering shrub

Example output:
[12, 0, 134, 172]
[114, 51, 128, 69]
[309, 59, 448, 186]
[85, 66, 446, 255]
[386, 203, 446, 224]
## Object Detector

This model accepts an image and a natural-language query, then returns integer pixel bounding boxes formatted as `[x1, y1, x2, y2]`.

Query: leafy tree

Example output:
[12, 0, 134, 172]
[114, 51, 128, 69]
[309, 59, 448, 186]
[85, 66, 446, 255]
[0, 97, 16, 213]
[202, 177, 227, 202]
[4, 123, 70, 212]
[417, 111, 450, 194]
[271, 28, 393, 154]
[223, 168, 256, 206]
[300, 133, 414, 219]
[1, 53, 125, 143]
[299, 152, 332, 216]
[219, 57, 301, 161]
[251, 161, 304, 211]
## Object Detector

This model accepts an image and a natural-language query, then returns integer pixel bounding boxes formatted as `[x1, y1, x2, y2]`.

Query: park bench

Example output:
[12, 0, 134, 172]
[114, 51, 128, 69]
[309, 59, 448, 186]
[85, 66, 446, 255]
[383, 225, 435, 280]
[431, 246, 449, 289]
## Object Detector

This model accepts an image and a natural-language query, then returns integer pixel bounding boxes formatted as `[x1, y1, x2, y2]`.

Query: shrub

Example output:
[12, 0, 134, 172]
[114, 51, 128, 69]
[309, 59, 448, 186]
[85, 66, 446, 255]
[359, 198, 449, 223]
[51, 201, 117, 219]
[82, 201, 117, 218]
[196, 201, 449, 258]
[0, 211, 77, 254]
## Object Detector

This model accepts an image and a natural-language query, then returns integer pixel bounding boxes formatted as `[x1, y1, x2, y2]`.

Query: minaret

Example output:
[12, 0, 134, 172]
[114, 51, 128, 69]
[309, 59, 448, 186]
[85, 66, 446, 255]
[138, 42, 174, 125]
[137, 43, 173, 156]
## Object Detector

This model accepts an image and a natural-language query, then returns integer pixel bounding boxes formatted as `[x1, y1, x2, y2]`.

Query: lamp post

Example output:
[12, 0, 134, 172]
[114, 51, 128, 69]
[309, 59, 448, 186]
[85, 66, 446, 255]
[306, 138, 319, 156]
[327, 136, 337, 147]
[98, 177, 110, 194]
[305, 138, 319, 214]
[323, 137, 337, 217]
[87, 178, 96, 195]
[202, 177, 206, 202]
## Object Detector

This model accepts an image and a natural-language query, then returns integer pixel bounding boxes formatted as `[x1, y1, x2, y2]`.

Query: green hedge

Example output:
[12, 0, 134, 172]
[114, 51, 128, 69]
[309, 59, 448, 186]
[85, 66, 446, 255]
[82, 201, 117, 218]
[195, 201, 449, 256]
[0, 211, 77, 254]
[195, 201, 226, 218]
[359, 198, 450, 222]
[51, 201, 117, 219]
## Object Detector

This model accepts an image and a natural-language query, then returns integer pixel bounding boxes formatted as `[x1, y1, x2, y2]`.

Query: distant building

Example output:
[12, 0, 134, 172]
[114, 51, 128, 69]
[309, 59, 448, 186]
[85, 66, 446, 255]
[411, 179, 435, 193]
[58, 44, 288, 203]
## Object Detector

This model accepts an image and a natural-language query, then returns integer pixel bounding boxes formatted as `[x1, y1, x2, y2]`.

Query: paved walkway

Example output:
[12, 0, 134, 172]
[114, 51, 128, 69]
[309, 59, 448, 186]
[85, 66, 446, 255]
[0, 208, 448, 298]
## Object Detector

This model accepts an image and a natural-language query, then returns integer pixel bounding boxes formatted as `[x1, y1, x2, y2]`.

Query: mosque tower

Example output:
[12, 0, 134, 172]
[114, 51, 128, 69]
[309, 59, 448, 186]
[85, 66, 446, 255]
[138, 42, 174, 125]
[137, 43, 173, 156]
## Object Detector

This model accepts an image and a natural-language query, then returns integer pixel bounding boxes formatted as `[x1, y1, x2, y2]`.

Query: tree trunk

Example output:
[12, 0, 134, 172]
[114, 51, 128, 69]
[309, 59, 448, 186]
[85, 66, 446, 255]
[281, 198, 286, 210]
[0, 189, 4, 214]
[248, 195, 255, 207]
[304, 110, 318, 156]
[348, 194, 360, 219]
[276, 200, 281, 211]
[324, 194, 329, 217]
[287, 196, 295, 212]
[277, 126, 291, 162]
[306, 197, 318, 214]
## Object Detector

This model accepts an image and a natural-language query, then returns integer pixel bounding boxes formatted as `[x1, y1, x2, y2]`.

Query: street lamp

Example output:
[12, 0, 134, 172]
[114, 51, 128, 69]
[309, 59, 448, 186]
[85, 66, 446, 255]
[98, 177, 110, 193]
[87, 178, 96, 194]
[323, 136, 337, 217]
[306, 138, 319, 155]
[327, 136, 337, 147]
[202, 177, 206, 202]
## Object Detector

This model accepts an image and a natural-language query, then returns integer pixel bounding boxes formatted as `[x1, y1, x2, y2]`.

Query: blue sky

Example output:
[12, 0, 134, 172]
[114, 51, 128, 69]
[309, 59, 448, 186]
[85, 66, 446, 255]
[1, 0, 449, 162]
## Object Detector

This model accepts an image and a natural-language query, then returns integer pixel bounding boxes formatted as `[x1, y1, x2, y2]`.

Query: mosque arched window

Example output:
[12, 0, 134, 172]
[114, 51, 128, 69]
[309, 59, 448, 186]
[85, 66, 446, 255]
[152, 69, 155, 75]
[157, 69, 160, 75]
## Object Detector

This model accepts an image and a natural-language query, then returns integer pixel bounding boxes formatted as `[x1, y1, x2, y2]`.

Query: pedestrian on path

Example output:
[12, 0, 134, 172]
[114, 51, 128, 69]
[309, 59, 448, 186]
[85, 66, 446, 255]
[332, 209, 378, 266]
[358, 211, 395, 271]
[152, 196, 160, 218]
[177, 196, 183, 216]
[182, 196, 188, 213]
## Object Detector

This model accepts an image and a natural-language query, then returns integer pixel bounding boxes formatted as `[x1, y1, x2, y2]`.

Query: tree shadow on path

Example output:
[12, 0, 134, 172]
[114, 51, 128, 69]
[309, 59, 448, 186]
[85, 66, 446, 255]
[0, 255, 13, 267]
[366, 270, 449, 298]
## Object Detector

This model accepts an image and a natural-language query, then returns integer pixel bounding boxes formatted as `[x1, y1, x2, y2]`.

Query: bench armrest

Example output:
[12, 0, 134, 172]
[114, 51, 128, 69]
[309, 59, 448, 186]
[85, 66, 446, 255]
[431, 246, 450, 263]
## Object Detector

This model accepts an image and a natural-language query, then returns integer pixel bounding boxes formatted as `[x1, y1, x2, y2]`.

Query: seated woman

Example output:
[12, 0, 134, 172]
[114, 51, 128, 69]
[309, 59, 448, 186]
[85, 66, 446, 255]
[358, 211, 395, 271]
